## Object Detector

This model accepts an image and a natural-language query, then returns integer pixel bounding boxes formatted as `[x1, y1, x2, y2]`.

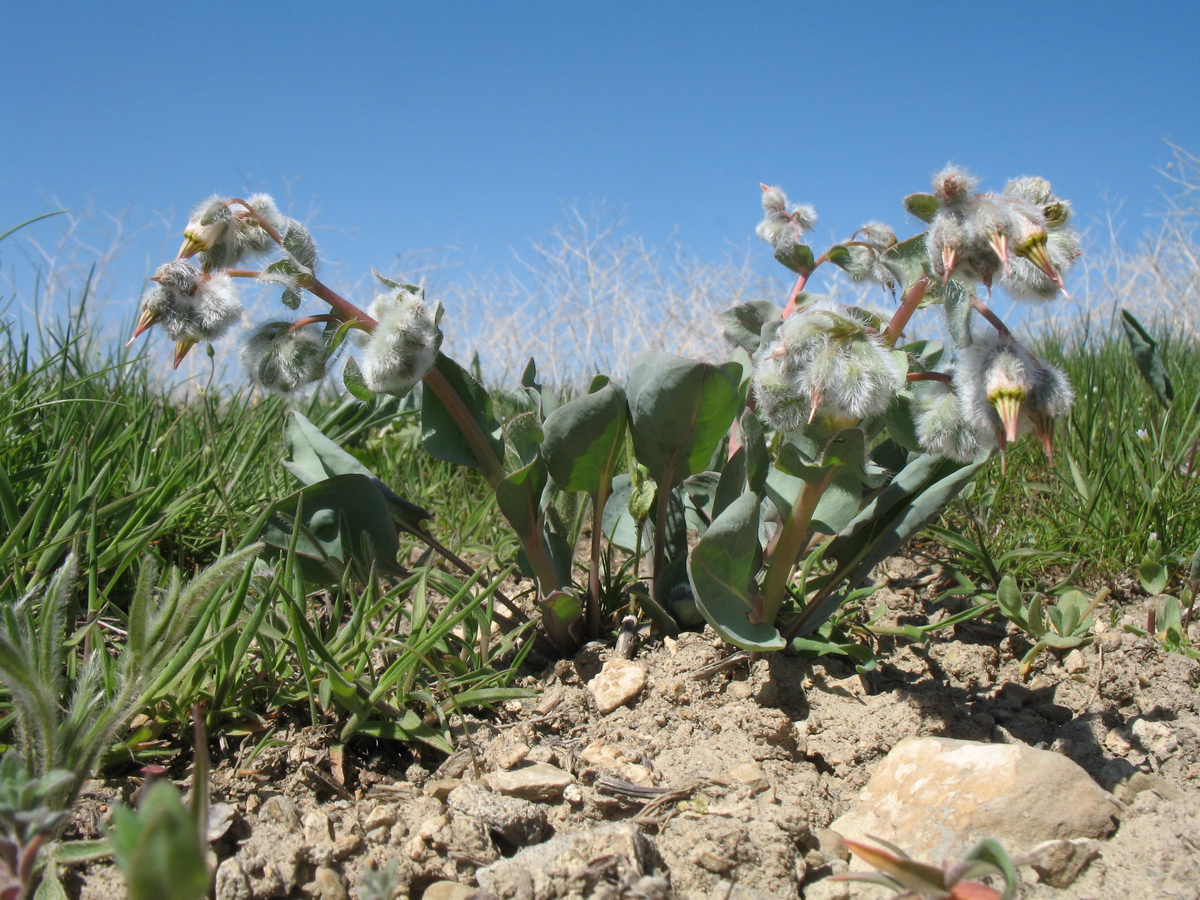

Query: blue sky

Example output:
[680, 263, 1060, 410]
[3, 2, 1198, 334]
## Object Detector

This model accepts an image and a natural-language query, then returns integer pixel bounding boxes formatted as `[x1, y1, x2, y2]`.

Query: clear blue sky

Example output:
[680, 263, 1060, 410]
[3, 2, 1198, 329]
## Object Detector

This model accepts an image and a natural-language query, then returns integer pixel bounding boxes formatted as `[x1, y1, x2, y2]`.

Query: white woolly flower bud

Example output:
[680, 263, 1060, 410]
[359, 287, 441, 396]
[999, 178, 1081, 302]
[241, 321, 328, 393]
[912, 378, 995, 462]
[753, 299, 904, 427]
[136, 261, 243, 343]
[755, 184, 817, 250]
[954, 332, 1072, 462]
[842, 222, 897, 285]
[236, 193, 287, 257]
[179, 196, 237, 268]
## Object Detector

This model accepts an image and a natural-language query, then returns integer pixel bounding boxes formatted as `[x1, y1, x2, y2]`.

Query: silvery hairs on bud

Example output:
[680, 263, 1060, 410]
[241, 322, 328, 394]
[359, 287, 442, 396]
[236, 194, 288, 257]
[139, 262, 243, 343]
[912, 377, 996, 463]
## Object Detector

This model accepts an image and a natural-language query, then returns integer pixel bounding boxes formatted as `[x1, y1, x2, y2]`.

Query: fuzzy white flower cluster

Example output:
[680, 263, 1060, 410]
[926, 167, 1081, 301]
[240, 322, 328, 394]
[753, 299, 904, 431]
[357, 285, 442, 396]
[913, 332, 1074, 465]
[131, 260, 243, 365]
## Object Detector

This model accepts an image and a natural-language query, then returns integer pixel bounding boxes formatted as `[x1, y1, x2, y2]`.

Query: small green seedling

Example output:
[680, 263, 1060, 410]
[996, 576, 1104, 676]
[833, 836, 1018, 899]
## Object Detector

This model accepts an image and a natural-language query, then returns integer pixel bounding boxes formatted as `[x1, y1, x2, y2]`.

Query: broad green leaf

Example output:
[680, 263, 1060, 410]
[541, 382, 628, 494]
[882, 233, 929, 292]
[283, 411, 432, 537]
[261, 474, 402, 584]
[109, 781, 210, 900]
[688, 491, 784, 651]
[939, 278, 974, 348]
[903, 193, 940, 223]
[494, 457, 549, 541]
[774, 240, 816, 274]
[627, 353, 742, 490]
[718, 300, 781, 354]
[826, 244, 852, 271]
[421, 353, 505, 470]
[1139, 559, 1169, 595]
[1120, 309, 1175, 407]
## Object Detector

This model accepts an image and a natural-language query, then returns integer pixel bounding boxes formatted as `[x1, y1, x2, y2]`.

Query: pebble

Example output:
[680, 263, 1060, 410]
[483, 762, 575, 802]
[304, 867, 347, 900]
[421, 883, 476, 900]
[588, 658, 648, 713]
[259, 795, 302, 831]
[446, 783, 548, 846]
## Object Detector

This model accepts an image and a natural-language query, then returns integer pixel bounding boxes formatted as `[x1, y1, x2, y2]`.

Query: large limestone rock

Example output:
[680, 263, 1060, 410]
[831, 736, 1121, 864]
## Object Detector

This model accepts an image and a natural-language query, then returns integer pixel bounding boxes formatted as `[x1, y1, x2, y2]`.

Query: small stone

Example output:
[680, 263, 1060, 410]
[421, 882, 476, 900]
[446, 783, 548, 846]
[303, 867, 347, 900]
[496, 742, 530, 770]
[214, 857, 251, 900]
[363, 804, 396, 832]
[725, 762, 768, 794]
[1131, 718, 1179, 761]
[259, 795, 302, 830]
[725, 680, 753, 700]
[423, 778, 461, 800]
[1063, 649, 1088, 674]
[1105, 727, 1134, 756]
[588, 658, 647, 713]
[302, 810, 334, 845]
[1028, 838, 1101, 888]
[483, 762, 575, 802]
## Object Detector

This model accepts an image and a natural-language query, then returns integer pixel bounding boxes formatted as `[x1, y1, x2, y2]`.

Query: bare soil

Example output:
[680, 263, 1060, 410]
[65, 555, 1200, 899]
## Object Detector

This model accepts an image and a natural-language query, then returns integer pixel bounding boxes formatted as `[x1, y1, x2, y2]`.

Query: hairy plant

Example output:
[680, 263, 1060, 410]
[128, 167, 1078, 658]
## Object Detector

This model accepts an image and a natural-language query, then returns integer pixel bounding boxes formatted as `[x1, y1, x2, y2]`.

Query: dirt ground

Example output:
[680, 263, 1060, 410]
[64, 554, 1200, 899]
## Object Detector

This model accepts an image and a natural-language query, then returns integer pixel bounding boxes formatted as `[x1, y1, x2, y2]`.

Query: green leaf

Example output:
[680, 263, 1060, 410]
[109, 781, 210, 900]
[688, 491, 784, 651]
[903, 193, 940, 223]
[283, 411, 433, 537]
[627, 353, 742, 490]
[1120, 309, 1175, 407]
[342, 356, 374, 402]
[826, 244, 853, 271]
[1139, 559, 1169, 595]
[774, 240, 816, 275]
[718, 300, 781, 355]
[353, 710, 454, 754]
[939, 279, 974, 348]
[882, 233, 929, 292]
[262, 474, 403, 584]
[421, 353, 505, 469]
[494, 458, 549, 542]
[281, 287, 302, 310]
[541, 382, 628, 494]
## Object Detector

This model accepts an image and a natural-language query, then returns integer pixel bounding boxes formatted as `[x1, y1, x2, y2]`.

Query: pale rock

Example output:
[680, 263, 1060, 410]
[303, 867, 347, 900]
[214, 857, 252, 900]
[421, 881, 477, 900]
[724, 762, 768, 794]
[476, 822, 666, 897]
[302, 810, 334, 846]
[830, 736, 1120, 864]
[483, 762, 574, 802]
[258, 795, 302, 830]
[446, 782, 548, 847]
[496, 742, 530, 769]
[1130, 717, 1179, 761]
[1063, 648, 1088, 674]
[588, 658, 647, 713]
[422, 778, 461, 800]
[362, 804, 396, 832]
[1028, 837, 1102, 888]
